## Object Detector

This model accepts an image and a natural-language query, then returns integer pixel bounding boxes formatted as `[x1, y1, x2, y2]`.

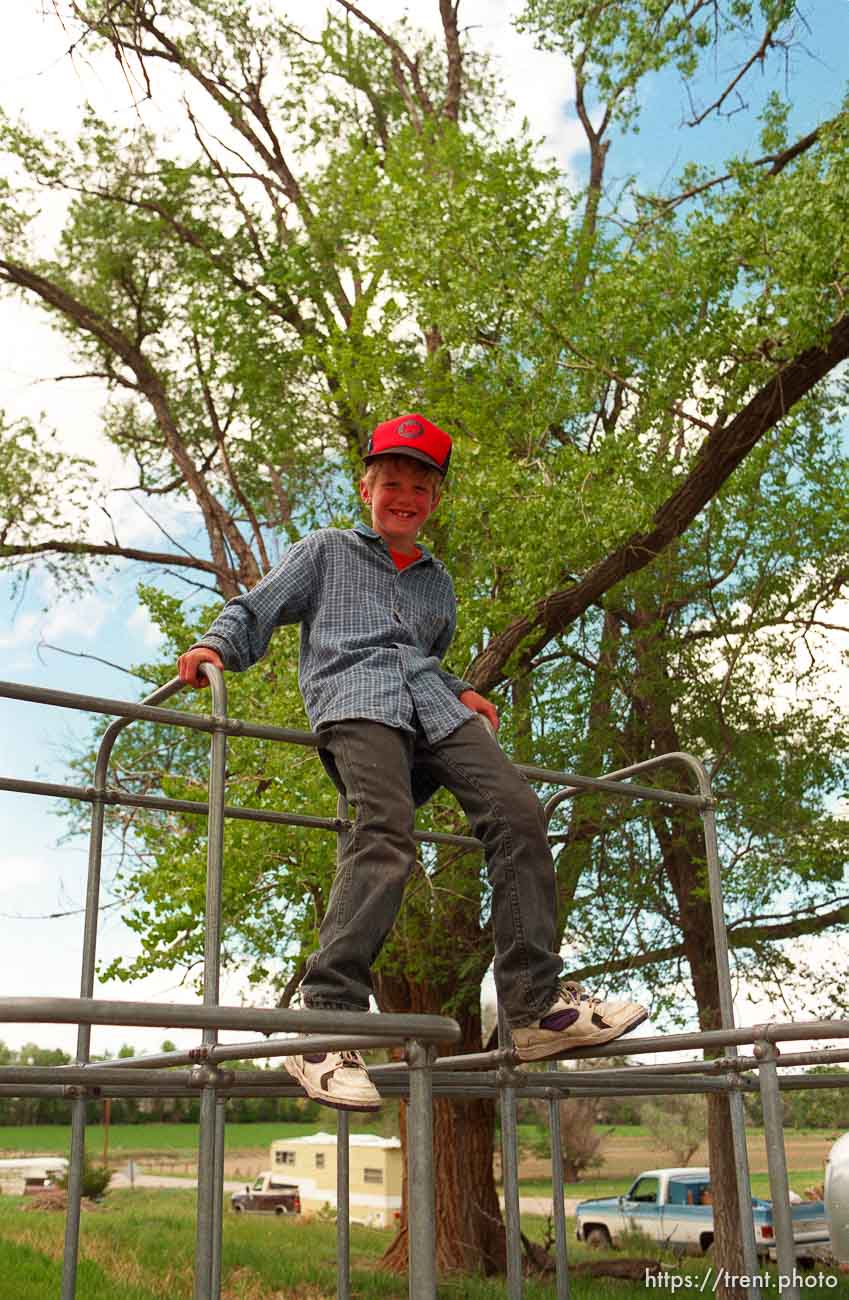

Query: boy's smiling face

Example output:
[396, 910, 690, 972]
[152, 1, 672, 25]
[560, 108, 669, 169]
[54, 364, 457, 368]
[359, 456, 440, 555]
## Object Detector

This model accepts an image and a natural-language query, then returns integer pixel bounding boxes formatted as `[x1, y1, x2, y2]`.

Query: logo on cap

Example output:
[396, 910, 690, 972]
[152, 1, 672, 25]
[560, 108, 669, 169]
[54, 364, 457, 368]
[396, 418, 424, 439]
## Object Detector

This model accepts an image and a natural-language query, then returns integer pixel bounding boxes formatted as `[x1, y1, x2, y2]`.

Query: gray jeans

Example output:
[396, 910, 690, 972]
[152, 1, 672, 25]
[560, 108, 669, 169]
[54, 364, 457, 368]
[300, 717, 562, 1027]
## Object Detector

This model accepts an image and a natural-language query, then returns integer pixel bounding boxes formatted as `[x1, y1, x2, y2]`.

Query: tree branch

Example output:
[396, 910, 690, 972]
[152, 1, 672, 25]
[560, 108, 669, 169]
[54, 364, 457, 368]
[332, 0, 436, 120]
[467, 313, 849, 692]
[0, 536, 229, 577]
[190, 333, 268, 577]
[37, 639, 160, 684]
[648, 122, 829, 217]
[439, 0, 462, 122]
[79, 4, 353, 327]
[685, 25, 778, 128]
[0, 255, 256, 596]
[568, 900, 849, 983]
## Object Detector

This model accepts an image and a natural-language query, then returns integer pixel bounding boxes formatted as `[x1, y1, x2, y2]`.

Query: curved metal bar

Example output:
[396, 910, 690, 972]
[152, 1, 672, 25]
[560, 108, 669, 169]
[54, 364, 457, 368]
[62, 675, 185, 1300]
[541, 751, 712, 823]
[4, 672, 842, 1300]
[0, 677, 318, 746]
[0, 679, 708, 804]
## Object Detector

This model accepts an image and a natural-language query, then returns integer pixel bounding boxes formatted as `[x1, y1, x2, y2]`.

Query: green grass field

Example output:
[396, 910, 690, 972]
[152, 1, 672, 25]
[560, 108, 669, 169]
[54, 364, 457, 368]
[0, 1191, 586, 1299]
[2, 1190, 845, 1300]
[1, 1121, 841, 1296]
[0, 1121, 334, 1159]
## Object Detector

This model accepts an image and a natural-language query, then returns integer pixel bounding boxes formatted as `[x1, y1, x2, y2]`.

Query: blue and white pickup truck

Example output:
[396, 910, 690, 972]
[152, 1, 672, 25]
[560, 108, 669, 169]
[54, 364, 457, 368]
[576, 1167, 828, 1257]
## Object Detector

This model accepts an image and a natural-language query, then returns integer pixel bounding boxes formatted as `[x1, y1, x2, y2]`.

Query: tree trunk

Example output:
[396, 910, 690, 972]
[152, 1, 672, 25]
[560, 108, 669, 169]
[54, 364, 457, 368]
[660, 811, 748, 1300]
[630, 617, 748, 1300]
[375, 973, 507, 1275]
[380, 1092, 506, 1275]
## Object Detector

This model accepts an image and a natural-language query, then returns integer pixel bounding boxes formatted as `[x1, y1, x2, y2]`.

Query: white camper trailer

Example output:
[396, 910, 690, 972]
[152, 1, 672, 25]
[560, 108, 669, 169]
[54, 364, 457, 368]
[269, 1131, 401, 1228]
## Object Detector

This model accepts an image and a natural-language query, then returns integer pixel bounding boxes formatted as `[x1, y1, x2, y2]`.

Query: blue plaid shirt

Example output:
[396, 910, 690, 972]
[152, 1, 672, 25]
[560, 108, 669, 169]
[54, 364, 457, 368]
[196, 522, 475, 746]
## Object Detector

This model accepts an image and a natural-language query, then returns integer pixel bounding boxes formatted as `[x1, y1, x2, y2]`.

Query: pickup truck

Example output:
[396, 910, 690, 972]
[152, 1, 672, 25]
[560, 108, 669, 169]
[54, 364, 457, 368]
[576, 1167, 828, 1257]
[231, 1171, 301, 1216]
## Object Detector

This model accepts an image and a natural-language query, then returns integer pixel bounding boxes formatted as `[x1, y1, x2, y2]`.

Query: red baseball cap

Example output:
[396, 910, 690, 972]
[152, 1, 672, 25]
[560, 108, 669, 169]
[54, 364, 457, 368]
[364, 413, 452, 475]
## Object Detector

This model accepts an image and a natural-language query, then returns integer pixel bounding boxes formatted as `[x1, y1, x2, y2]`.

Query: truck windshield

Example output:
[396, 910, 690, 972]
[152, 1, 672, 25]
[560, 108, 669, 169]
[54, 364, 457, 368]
[628, 1177, 659, 1203]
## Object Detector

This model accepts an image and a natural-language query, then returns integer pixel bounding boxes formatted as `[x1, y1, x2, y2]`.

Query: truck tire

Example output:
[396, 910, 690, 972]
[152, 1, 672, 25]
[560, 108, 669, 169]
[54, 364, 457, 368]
[585, 1226, 612, 1250]
[275, 1206, 286, 1216]
[700, 1234, 714, 1255]
[232, 1204, 244, 1214]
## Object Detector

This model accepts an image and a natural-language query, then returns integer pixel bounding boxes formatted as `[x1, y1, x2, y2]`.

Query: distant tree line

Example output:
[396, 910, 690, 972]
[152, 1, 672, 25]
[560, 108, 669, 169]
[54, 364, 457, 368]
[743, 1067, 849, 1132]
[0, 1040, 319, 1127]
[517, 1061, 849, 1184]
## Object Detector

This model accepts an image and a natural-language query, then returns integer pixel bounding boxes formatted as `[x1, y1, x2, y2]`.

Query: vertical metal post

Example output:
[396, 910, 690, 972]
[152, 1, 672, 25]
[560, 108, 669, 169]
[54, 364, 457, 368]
[334, 792, 352, 1300]
[61, 772, 107, 1300]
[336, 1109, 351, 1300]
[497, 1004, 523, 1300]
[194, 664, 228, 1300]
[61, 679, 186, 1300]
[211, 1099, 226, 1300]
[547, 1091, 570, 1300]
[62, 680, 182, 1300]
[195, 1085, 217, 1300]
[61, 1094, 88, 1300]
[700, 800, 762, 1298]
[757, 1041, 799, 1299]
[406, 1039, 436, 1300]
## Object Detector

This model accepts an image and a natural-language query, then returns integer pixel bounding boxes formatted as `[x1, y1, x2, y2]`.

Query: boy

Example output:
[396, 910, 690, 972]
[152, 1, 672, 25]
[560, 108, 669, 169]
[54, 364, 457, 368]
[178, 414, 646, 1110]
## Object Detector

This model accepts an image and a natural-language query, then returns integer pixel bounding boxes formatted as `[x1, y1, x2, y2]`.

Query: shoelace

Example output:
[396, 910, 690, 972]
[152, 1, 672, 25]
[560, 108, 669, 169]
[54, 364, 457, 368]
[558, 979, 601, 1010]
[337, 1050, 366, 1070]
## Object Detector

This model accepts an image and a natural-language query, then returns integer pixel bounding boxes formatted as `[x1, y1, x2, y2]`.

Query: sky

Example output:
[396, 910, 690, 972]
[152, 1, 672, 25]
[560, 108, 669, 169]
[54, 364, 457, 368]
[1, 1, 848, 1063]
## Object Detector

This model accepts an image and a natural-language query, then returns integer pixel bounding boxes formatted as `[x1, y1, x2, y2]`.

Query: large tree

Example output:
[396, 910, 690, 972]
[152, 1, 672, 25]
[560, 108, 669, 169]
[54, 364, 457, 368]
[2, 1, 849, 1289]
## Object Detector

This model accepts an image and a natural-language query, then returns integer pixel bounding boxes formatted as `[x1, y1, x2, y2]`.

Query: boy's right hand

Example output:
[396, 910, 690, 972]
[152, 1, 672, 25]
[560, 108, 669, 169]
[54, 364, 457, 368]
[177, 647, 225, 688]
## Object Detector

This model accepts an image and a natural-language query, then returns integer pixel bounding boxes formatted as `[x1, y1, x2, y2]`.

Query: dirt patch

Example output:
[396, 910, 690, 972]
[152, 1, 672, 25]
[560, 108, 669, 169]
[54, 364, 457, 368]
[141, 1151, 266, 1181]
[503, 1131, 837, 1183]
[20, 1190, 102, 1213]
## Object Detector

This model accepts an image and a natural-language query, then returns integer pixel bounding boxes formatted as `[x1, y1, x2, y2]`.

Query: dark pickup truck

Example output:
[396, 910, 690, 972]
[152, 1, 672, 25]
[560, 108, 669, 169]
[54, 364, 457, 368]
[231, 1171, 301, 1216]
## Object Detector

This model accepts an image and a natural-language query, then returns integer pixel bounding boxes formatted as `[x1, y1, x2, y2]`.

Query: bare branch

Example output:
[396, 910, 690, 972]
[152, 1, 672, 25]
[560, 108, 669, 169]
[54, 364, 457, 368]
[79, 5, 353, 327]
[555, 332, 716, 434]
[37, 639, 160, 684]
[163, 569, 221, 596]
[686, 26, 778, 128]
[0, 536, 229, 577]
[0, 255, 257, 596]
[648, 122, 829, 217]
[572, 62, 611, 291]
[190, 332, 269, 576]
[332, 0, 436, 118]
[568, 897, 849, 984]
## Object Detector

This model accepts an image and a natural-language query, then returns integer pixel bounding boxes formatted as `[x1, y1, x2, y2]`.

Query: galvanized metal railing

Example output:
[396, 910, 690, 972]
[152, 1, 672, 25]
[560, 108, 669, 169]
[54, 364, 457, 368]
[2, 672, 848, 1300]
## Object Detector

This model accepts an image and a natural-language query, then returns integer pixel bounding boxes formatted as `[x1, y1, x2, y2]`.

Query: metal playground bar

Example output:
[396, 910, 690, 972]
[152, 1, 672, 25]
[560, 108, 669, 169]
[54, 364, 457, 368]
[1, 670, 847, 1300]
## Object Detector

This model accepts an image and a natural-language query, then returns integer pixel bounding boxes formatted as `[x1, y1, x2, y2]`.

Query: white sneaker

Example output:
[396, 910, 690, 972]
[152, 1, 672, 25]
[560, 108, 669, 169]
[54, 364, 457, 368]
[283, 1048, 381, 1111]
[512, 980, 647, 1062]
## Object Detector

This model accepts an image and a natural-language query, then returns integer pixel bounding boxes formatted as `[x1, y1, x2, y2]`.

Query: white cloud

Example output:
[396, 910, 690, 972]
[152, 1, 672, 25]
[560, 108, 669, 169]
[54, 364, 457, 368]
[0, 852, 60, 899]
[127, 602, 166, 649]
[0, 611, 39, 651]
[40, 592, 107, 643]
